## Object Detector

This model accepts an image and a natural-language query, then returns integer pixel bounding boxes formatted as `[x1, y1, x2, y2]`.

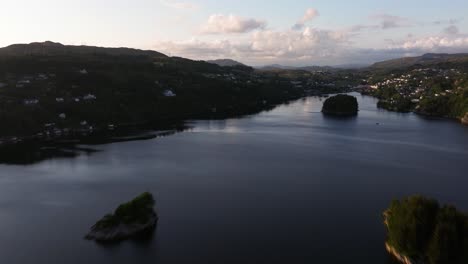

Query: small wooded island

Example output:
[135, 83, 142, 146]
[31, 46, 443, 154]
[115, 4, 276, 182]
[86, 192, 158, 242]
[384, 196, 468, 264]
[321, 94, 359, 116]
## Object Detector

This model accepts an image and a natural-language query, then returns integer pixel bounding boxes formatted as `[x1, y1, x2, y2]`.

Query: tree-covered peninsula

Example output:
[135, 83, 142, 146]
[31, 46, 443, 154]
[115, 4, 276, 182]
[384, 196, 468, 264]
[321, 94, 358, 116]
[0, 42, 307, 140]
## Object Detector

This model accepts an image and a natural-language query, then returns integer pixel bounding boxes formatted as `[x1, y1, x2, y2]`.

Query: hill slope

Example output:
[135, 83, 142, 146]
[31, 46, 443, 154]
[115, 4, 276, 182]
[206, 59, 246, 67]
[0, 41, 167, 58]
[370, 53, 468, 69]
[0, 42, 303, 139]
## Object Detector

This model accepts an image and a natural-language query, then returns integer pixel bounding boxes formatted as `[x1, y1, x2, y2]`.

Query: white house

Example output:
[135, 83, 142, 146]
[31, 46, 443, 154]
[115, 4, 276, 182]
[37, 74, 48, 80]
[79, 69, 88, 74]
[83, 94, 97, 100]
[18, 79, 31, 84]
[56, 98, 65, 103]
[24, 99, 39, 105]
[163, 90, 176, 97]
[59, 113, 66, 119]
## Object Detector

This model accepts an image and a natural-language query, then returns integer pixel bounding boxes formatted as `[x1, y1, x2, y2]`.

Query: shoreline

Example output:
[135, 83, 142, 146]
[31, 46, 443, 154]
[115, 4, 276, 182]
[385, 243, 421, 264]
[365, 93, 467, 126]
[383, 210, 426, 264]
[0, 95, 304, 148]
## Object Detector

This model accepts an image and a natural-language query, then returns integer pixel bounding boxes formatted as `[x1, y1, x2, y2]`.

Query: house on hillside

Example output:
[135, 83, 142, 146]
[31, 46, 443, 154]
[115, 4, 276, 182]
[16, 79, 31, 88]
[24, 99, 39, 105]
[163, 90, 176, 97]
[37, 74, 48, 80]
[83, 94, 97, 100]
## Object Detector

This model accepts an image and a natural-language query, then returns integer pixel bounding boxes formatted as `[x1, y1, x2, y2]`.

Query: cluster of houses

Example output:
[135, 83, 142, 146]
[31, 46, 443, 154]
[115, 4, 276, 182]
[365, 68, 466, 103]
[203, 73, 238, 82]
[31, 120, 115, 141]
[10, 73, 57, 88]
[23, 93, 97, 106]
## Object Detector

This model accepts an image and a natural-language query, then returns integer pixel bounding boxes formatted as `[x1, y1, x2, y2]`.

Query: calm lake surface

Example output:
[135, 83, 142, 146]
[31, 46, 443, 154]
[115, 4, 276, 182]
[1, 93, 467, 264]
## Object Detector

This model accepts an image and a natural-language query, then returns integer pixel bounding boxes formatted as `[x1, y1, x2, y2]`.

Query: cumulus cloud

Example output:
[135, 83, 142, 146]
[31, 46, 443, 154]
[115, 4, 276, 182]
[293, 8, 320, 30]
[153, 10, 468, 66]
[155, 30, 468, 66]
[160, 0, 198, 9]
[372, 14, 411, 29]
[155, 26, 350, 64]
[200, 14, 266, 34]
[387, 36, 468, 52]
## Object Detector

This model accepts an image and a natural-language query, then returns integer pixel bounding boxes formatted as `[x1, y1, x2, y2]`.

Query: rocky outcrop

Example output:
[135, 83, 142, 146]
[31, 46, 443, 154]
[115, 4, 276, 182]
[383, 210, 425, 264]
[85, 213, 157, 242]
[86, 192, 158, 242]
[461, 112, 468, 125]
[385, 243, 419, 264]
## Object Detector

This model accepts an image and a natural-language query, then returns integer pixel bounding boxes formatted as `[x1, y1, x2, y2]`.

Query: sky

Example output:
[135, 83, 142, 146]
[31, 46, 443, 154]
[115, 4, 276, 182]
[1, 0, 468, 66]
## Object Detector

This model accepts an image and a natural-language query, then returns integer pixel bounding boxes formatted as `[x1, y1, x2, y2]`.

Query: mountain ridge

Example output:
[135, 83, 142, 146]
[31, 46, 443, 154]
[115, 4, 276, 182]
[206, 59, 246, 67]
[370, 53, 468, 69]
[0, 41, 167, 58]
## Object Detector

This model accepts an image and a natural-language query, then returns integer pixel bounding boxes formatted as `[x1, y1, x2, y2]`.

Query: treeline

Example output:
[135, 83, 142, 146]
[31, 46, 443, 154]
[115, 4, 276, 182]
[418, 88, 468, 118]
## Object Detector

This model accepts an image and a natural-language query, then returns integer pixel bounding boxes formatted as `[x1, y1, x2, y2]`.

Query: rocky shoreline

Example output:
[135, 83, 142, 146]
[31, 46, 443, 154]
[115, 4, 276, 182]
[86, 213, 158, 242]
[385, 243, 422, 264]
[461, 112, 468, 125]
[86, 192, 158, 243]
[383, 211, 425, 264]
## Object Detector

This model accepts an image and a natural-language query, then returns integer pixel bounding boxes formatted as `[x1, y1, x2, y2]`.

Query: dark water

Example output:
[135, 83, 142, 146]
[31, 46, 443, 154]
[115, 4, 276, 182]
[1, 93, 467, 264]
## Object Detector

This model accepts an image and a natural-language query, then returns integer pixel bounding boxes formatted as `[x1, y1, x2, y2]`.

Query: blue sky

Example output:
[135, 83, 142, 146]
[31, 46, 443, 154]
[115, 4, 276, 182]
[1, 0, 467, 65]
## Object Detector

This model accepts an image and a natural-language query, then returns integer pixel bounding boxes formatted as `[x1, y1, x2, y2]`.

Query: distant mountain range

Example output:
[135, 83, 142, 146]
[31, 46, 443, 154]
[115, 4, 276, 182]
[258, 64, 369, 72]
[370, 53, 468, 69]
[0, 41, 167, 58]
[259, 64, 336, 71]
[257, 53, 468, 72]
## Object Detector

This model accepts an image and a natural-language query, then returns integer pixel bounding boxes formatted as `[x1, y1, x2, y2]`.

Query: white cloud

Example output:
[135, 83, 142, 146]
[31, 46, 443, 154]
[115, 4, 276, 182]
[155, 26, 350, 64]
[200, 14, 266, 34]
[293, 8, 319, 30]
[388, 36, 468, 51]
[155, 30, 468, 66]
[160, 0, 198, 10]
[153, 10, 468, 66]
